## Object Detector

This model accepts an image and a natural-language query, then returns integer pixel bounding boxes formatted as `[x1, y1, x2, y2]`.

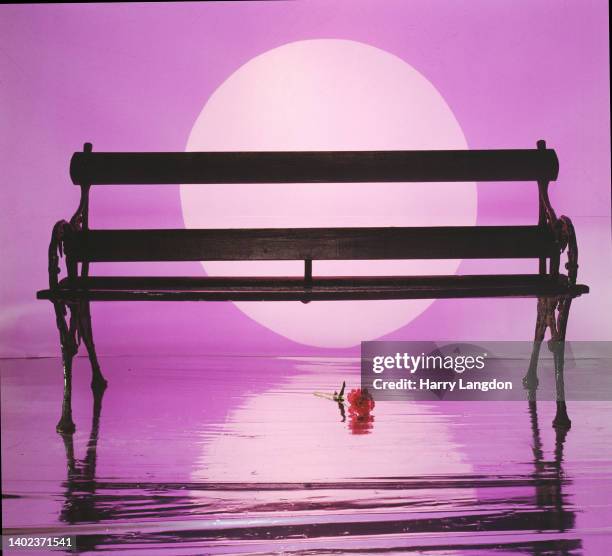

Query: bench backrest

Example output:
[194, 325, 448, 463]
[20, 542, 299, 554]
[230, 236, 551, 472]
[63, 141, 559, 265]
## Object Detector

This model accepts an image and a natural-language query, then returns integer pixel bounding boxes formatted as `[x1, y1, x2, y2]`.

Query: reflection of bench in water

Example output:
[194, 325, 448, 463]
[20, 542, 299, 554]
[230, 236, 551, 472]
[36, 140, 588, 433]
[54, 387, 579, 553]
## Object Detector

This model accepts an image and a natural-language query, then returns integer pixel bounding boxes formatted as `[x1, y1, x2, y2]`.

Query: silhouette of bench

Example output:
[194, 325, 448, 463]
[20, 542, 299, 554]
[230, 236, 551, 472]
[37, 140, 588, 433]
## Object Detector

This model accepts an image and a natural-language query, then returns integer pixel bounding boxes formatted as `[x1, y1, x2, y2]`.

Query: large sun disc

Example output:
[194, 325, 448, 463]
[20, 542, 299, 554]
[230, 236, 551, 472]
[181, 39, 476, 347]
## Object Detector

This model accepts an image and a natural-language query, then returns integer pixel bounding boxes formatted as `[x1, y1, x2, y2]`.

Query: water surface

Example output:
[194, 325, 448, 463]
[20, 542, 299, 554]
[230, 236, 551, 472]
[2, 356, 612, 554]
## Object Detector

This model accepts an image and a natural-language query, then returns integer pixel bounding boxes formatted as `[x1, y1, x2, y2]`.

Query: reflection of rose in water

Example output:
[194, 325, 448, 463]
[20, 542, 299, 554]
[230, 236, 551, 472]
[347, 388, 375, 435]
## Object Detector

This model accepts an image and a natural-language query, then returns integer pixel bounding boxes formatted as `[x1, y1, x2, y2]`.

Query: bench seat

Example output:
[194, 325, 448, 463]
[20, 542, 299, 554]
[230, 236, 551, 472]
[37, 274, 588, 302]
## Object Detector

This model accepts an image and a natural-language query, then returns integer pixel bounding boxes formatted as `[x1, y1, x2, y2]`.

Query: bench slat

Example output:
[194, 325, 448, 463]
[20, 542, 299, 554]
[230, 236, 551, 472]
[70, 149, 559, 185]
[36, 274, 589, 302]
[67, 226, 557, 262]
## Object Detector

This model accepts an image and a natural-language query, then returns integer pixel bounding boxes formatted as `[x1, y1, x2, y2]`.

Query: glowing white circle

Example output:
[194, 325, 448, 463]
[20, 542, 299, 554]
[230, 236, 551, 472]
[181, 39, 476, 347]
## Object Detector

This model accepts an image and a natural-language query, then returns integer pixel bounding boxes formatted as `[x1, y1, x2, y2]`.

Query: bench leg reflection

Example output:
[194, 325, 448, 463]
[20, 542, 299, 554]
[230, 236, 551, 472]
[527, 394, 575, 537]
[59, 387, 106, 525]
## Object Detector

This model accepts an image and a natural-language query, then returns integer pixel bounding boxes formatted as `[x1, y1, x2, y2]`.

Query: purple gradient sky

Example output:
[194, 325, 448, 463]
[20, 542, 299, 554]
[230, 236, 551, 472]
[0, 1, 610, 357]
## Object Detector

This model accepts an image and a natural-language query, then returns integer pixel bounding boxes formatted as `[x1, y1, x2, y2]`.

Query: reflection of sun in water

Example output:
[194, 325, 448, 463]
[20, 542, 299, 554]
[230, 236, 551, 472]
[181, 39, 476, 347]
[192, 362, 472, 484]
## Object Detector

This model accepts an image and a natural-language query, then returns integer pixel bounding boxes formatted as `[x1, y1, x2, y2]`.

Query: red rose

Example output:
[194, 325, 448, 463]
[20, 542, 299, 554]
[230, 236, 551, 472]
[347, 388, 375, 417]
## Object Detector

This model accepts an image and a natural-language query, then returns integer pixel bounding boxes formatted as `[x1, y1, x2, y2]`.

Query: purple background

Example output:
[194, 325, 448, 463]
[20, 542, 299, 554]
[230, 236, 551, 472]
[1, 0, 610, 357]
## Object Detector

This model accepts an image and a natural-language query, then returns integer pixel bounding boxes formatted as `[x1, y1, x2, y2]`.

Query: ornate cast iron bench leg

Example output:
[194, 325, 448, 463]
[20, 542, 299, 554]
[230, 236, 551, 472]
[53, 300, 107, 434]
[523, 296, 573, 430]
[549, 297, 572, 430]
[53, 301, 79, 434]
[549, 214, 579, 430]
[49, 215, 108, 434]
[524, 296, 573, 430]
[524, 167, 579, 428]
[523, 297, 548, 390]
[77, 300, 107, 392]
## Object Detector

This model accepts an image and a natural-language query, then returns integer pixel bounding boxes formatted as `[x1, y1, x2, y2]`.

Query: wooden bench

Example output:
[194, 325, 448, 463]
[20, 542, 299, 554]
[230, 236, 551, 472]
[37, 140, 589, 433]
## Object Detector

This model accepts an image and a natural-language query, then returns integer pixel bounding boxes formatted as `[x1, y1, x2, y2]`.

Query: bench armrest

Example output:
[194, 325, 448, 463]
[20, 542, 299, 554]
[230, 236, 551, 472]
[557, 215, 579, 287]
[48, 173, 91, 289]
[48, 220, 75, 289]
